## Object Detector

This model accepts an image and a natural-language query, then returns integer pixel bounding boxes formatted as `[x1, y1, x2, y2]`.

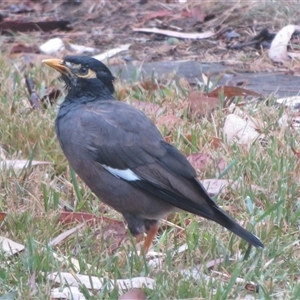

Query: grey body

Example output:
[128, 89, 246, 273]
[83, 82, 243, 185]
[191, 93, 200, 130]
[56, 99, 177, 233]
[45, 55, 263, 248]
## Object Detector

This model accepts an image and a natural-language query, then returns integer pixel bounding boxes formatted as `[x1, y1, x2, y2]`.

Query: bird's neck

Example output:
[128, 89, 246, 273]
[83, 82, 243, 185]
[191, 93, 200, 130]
[65, 81, 115, 103]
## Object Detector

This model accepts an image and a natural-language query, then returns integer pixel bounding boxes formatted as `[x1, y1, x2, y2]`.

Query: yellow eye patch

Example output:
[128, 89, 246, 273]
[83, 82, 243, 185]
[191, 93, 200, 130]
[77, 69, 97, 79]
[64, 62, 97, 79]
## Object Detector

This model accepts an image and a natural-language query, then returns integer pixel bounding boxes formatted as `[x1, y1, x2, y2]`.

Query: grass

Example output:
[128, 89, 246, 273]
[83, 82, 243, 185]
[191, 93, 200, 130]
[1, 54, 300, 300]
[1, 1, 300, 299]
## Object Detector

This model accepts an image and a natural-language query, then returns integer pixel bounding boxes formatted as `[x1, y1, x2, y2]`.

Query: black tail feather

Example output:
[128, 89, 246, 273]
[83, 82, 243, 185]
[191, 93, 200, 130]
[212, 206, 264, 248]
[131, 180, 264, 248]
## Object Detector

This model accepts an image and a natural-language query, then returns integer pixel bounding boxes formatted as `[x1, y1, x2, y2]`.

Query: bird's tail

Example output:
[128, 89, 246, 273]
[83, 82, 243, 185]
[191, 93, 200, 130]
[131, 178, 264, 248]
[210, 204, 264, 248]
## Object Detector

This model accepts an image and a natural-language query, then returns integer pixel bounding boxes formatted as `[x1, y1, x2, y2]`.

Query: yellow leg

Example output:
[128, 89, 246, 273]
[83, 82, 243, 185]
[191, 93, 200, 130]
[143, 222, 159, 254]
[118, 223, 158, 267]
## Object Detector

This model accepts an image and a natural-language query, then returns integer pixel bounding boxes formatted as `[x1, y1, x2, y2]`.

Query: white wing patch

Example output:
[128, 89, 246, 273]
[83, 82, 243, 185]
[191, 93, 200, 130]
[102, 165, 140, 181]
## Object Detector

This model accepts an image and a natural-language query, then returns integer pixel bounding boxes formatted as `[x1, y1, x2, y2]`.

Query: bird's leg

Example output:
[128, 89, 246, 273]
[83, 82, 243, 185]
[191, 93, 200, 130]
[142, 222, 159, 254]
[123, 216, 159, 255]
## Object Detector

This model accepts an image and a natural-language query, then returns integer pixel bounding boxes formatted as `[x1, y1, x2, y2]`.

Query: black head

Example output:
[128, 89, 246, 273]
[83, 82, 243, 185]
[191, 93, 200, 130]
[43, 56, 115, 98]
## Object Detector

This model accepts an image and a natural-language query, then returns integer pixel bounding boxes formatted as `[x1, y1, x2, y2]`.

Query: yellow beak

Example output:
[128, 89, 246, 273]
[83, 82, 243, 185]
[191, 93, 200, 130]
[42, 59, 70, 75]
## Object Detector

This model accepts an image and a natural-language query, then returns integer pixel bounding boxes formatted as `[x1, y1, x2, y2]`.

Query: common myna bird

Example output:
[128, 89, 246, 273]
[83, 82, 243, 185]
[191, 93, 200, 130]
[43, 56, 264, 252]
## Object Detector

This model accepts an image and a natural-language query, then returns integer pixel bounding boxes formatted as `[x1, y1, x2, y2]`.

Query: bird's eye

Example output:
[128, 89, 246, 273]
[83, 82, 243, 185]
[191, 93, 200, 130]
[79, 66, 88, 74]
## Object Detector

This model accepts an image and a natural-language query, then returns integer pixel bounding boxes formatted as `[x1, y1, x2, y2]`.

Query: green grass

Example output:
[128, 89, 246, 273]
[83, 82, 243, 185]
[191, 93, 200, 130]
[1, 1, 300, 297]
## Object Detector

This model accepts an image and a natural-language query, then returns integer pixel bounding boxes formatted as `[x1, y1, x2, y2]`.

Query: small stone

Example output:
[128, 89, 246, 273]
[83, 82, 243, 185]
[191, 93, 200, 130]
[167, 37, 180, 45]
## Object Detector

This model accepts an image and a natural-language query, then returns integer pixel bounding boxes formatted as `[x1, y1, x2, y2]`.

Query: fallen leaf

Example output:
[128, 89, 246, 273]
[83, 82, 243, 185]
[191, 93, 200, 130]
[65, 41, 98, 55]
[181, 265, 213, 282]
[0, 212, 7, 223]
[0, 236, 25, 255]
[40, 38, 102, 55]
[184, 134, 192, 142]
[0, 160, 52, 171]
[223, 114, 264, 146]
[205, 258, 225, 269]
[51, 252, 90, 272]
[50, 223, 86, 247]
[118, 289, 146, 300]
[276, 95, 300, 109]
[51, 286, 88, 300]
[133, 27, 214, 39]
[39, 38, 64, 54]
[188, 90, 219, 117]
[209, 137, 223, 150]
[137, 80, 163, 91]
[48, 272, 155, 290]
[187, 152, 226, 172]
[147, 256, 164, 269]
[201, 179, 237, 197]
[10, 44, 40, 54]
[173, 243, 188, 255]
[227, 106, 265, 129]
[187, 152, 213, 171]
[144, 10, 173, 23]
[93, 44, 131, 62]
[57, 212, 126, 253]
[269, 24, 300, 63]
[208, 86, 261, 98]
[279, 114, 300, 130]
[156, 115, 182, 130]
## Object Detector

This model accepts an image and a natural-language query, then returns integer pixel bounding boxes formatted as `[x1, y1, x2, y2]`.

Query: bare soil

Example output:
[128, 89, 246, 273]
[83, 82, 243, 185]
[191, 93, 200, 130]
[1, 1, 300, 96]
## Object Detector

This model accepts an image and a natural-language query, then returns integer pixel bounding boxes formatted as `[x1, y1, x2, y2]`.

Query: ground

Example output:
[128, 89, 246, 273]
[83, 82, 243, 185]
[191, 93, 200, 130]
[1, 0, 300, 66]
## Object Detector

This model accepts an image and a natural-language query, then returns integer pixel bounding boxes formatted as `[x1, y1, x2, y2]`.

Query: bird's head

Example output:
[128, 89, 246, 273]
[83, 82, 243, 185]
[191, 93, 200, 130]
[43, 56, 115, 98]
